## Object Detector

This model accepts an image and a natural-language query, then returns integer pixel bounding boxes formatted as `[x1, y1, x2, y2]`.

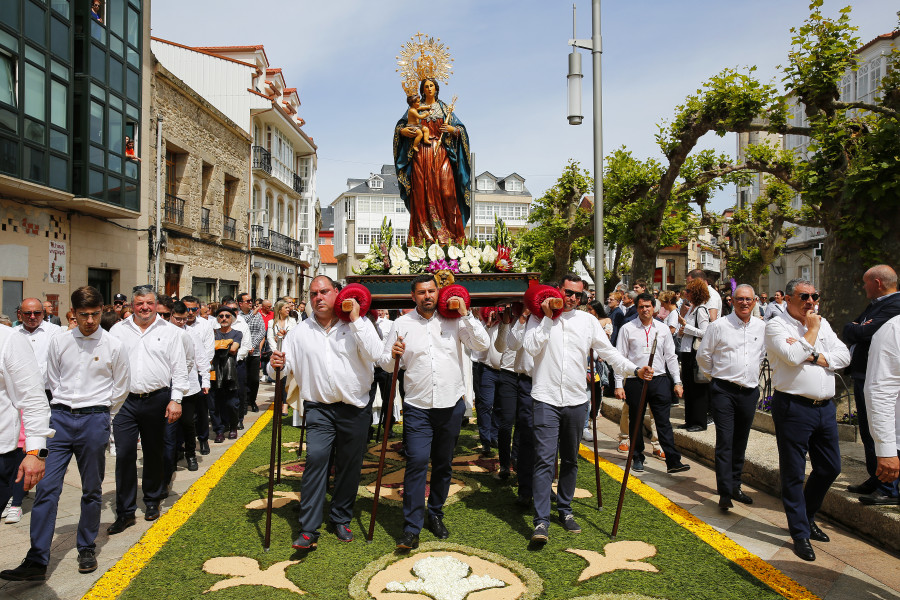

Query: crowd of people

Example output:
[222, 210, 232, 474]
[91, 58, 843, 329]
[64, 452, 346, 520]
[0, 263, 898, 582]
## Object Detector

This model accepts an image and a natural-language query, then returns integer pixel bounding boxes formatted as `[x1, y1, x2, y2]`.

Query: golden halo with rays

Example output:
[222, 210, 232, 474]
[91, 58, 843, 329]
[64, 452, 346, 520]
[396, 32, 454, 87]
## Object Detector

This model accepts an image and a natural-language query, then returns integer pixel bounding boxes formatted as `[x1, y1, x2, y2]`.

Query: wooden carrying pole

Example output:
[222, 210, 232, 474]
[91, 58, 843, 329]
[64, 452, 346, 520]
[589, 349, 603, 509]
[367, 340, 403, 542]
[612, 334, 657, 538]
[263, 340, 285, 550]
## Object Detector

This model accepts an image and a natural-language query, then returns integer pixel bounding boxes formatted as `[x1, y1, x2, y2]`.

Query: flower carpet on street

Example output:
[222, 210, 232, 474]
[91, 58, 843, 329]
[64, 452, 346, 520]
[99, 410, 819, 600]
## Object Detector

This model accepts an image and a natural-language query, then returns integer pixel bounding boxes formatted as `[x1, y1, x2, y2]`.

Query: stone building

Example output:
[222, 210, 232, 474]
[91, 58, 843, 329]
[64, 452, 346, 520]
[147, 62, 250, 301]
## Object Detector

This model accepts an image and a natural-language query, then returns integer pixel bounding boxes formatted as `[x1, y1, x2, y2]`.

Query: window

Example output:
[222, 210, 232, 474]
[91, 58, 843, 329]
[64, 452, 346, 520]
[2, 280, 23, 319]
[191, 278, 216, 304]
[369, 176, 383, 189]
[201, 163, 213, 204]
[87, 268, 114, 307]
[24, 2, 46, 46]
[223, 174, 237, 216]
[344, 197, 355, 220]
[24, 63, 44, 120]
[50, 80, 66, 127]
[298, 197, 309, 243]
[356, 227, 376, 248]
[799, 265, 810, 281]
[394, 228, 408, 246]
[1, 53, 15, 107]
[473, 226, 493, 242]
[840, 72, 854, 102]
[505, 178, 523, 192]
[477, 178, 494, 191]
[666, 259, 676, 284]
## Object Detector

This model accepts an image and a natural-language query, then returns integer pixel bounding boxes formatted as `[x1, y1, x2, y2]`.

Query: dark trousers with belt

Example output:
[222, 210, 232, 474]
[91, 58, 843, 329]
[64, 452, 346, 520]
[709, 378, 759, 499]
[532, 399, 588, 525]
[624, 377, 682, 468]
[245, 355, 261, 410]
[680, 350, 710, 427]
[515, 375, 535, 501]
[297, 401, 370, 538]
[495, 369, 519, 471]
[475, 364, 500, 449]
[402, 398, 465, 534]
[27, 408, 109, 565]
[0, 448, 25, 516]
[113, 388, 170, 516]
[772, 390, 841, 541]
[163, 392, 199, 483]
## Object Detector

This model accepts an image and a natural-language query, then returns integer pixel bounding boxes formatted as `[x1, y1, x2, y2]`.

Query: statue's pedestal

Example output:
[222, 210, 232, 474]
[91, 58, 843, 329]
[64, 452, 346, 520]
[347, 273, 540, 309]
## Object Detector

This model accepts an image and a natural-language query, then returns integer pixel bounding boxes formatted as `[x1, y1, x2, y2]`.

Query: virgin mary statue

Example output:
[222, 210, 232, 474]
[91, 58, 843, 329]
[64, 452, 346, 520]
[393, 76, 471, 245]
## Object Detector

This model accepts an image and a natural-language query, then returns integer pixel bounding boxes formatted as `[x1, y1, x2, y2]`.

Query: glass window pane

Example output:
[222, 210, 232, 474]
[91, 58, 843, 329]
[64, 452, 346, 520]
[126, 68, 138, 103]
[89, 144, 104, 166]
[110, 35, 123, 57]
[24, 118, 44, 143]
[127, 7, 138, 47]
[90, 20, 105, 43]
[51, 0, 69, 18]
[109, 56, 123, 92]
[49, 128, 66, 152]
[25, 45, 43, 65]
[125, 158, 137, 179]
[50, 18, 69, 60]
[90, 82, 104, 99]
[0, 107, 15, 133]
[108, 153, 120, 173]
[108, 176, 121, 202]
[0, 2, 18, 30]
[49, 154, 66, 190]
[126, 46, 138, 68]
[0, 30, 18, 53]
[126, 103, 138, 120]
[109, 0, 124, 38]
[89, 100, 103, 143]
[24, 145, 44, 182]
[124, 181, 137, 209]
[24, 63, 45, 120]
[24, 2, 46, 46]
[0, 137, 16, 175]
[109, 108, 121, 152]
[108, 93, 121, 110]
[50, 80, 66, 127]
[0, 54, 14, 106]
[50, 60, 67, 79]
[90, 43, 105, 80]
[89, 168, 103, 198]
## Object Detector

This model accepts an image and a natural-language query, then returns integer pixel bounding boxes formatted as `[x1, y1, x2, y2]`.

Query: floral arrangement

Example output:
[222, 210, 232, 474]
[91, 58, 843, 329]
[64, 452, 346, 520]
[353, 215, 524, 276]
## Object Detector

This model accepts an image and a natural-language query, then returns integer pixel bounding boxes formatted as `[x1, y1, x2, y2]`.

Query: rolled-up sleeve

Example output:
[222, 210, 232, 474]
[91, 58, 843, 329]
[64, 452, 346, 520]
[4, 334, 54, 451]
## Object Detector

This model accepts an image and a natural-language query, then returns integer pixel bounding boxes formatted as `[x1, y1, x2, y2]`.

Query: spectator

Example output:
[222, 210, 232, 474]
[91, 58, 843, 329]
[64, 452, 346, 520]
[765, 290, 787, 321]
[15, 298, 63, 400]
[42, 301, 61, 327]
[677, 278, 712, 431]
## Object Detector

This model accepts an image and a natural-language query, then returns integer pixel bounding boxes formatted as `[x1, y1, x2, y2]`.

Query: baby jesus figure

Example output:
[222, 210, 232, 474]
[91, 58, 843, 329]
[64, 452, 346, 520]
[406, 94, 432, 152]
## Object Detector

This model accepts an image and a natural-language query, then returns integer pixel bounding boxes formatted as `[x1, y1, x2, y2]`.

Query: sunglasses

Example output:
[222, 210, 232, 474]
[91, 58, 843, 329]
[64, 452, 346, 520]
[157, 311, 171, 318]
[217, 314, 233, 319]
[186, 307, 200, 312]
[21, 311, 43, 316]
[797, 293, 820, 301]
[563, 289, 581, 297]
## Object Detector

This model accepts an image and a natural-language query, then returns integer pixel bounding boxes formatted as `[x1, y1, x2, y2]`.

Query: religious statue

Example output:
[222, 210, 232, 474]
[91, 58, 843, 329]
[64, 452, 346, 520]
[393, 34, 472, 245]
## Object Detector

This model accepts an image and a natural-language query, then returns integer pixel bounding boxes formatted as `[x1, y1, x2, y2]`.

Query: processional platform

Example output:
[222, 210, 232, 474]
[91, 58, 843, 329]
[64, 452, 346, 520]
[347, 272, 541, 309]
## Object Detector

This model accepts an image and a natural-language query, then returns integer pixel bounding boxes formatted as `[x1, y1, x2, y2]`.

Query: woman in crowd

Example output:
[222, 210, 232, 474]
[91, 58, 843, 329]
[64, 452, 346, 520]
[677, 277, 711, 432]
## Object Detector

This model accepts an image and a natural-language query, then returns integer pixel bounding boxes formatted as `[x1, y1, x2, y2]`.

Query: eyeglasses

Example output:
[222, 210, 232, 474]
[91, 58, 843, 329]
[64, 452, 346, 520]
[186, 307, 200, 312]
[77, 311, 102, 318]
[797, 292, 820, 302]
[217, 313, 234, 319]
[734, 297, 754, 304]
[171, 315, 188, 323]
[21, 311, 43, 316]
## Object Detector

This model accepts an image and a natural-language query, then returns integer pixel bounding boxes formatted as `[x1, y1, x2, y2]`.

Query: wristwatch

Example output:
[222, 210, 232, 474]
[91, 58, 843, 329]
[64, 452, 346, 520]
[173, 397, 182, 404]
[810, 350, 820, 364]
[633, 367, 640, 378]
[26, 448, 49, 459]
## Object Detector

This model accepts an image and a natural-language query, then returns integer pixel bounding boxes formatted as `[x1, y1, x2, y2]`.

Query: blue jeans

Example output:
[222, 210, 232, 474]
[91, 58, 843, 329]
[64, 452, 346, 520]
[475, 365, 500, 449]
[532, 400, 589, 526]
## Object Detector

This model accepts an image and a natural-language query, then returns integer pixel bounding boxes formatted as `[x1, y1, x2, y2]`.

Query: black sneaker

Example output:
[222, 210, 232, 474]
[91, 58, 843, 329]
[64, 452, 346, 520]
[78, 549, 98, 574]
[560, 514, 582, 533]
[396, 531, 419, 550]
[667, 463, 691, 474]
[632, 460, 645, 473]
[0, 559, 47, 582]
[106, 515, 136, 534]
[292, 532, 318, 550]
[334, 524, 353, 542]
[531, 522, 549, 544]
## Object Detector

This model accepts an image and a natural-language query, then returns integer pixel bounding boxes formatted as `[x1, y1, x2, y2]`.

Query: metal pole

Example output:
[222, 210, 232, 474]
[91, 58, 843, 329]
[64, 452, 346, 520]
[154, 115, 163, 291]
[591, 0, 604, 301]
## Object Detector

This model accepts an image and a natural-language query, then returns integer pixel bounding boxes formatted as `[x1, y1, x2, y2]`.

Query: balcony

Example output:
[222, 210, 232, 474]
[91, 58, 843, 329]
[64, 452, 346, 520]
[223, 216, 237, 241]
[250, 224, 308, 261]
[200, 207, 211, 233]
[252, 146, 272, 175]
[293, 173, 308, 194]
[164, 194, 185, 225]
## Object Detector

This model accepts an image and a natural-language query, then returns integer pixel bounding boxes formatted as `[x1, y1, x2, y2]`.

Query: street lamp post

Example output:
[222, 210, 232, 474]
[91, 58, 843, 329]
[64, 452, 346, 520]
[567, 0, 604, 301]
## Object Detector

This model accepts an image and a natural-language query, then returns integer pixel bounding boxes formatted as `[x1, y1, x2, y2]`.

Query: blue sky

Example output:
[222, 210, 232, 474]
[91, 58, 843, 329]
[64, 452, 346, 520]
[150, 1, 896, 213]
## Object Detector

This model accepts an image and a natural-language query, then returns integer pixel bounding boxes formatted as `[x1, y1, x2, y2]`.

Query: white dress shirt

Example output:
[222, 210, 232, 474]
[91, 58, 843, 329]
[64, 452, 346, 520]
[173, 323, 202, 396]
[679, 305, 710, 354]
[765, 311, 850, 401]
[506, 319, 534, 375]
[269, 316, 384, 408]
[614, 318, 681, 387]
[0, 326, 53, 452]
[764, 301, 787, 321]
[474, 322, 508, 369]
[379, 311, 489, 410]
[696, 312, 766, 388]
[46, 328, 130, 412]
[187, 317, 214, 387]
[14, 321, 63, 388]
[864, 315, 900, 457]
[110, 314, 189, 401]
[524, 309, 637, 408]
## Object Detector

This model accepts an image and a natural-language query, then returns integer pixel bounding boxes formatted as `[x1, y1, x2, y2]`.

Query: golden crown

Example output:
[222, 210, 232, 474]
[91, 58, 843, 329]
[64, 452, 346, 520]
[396, 32, 454, 92]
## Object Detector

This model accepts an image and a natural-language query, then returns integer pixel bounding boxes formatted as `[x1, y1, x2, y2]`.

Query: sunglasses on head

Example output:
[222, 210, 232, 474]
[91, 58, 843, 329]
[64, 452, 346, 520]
[797, 293, 820, 301]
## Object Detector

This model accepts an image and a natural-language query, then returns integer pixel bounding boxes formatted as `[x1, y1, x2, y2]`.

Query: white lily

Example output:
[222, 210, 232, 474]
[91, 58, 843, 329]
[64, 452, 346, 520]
[427, 244, 445, 261]
[464, 245, 480, 260]
[458, 259, 471, 273]
[408, 246, 426, 262]
[389, 259, 411, 275]
[481, 245, 497, 264]
[389, 245, 405, 266]
[447, 245, 463, 260]
[471, 266, 482, 274]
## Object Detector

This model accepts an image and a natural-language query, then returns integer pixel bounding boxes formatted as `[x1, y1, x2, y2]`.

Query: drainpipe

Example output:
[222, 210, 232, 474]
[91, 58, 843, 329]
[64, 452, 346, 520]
[154, 114, 163, 291]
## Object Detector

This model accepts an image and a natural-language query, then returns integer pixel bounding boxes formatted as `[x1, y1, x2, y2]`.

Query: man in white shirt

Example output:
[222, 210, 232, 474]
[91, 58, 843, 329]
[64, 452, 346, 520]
[2, 287, 128, 581]
[473, 309, 508, 457]
[15, 298, 63, 398]
[615, 293, 688, 475]
[764, 290, 787, 321]
[182, 295, 214, 455]
[864, 314, 900, 504]
[107, 286, 188, 533]
[524, 274, 652, 545]
[270, 276, 383, 549]
[505, 308, 538, 503]
[380, 274, 489, 550]
[696, 284, 766, 511]
[164, 301, 206, 476]
[0, 319, 53, 583]
[765, 279, 850, 562]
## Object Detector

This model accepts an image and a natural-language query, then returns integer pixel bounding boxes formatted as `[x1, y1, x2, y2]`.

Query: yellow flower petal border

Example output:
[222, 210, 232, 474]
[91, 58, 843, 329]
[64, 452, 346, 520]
[81, 408, 274, 600]
[578, 445, 820, 600]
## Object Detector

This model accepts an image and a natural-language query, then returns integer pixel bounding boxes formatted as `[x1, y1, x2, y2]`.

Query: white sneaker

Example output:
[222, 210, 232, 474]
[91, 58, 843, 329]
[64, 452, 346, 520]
[1, 498, 10, 518]
[5, 506, 23, 523]
[582, 428, 594, 442]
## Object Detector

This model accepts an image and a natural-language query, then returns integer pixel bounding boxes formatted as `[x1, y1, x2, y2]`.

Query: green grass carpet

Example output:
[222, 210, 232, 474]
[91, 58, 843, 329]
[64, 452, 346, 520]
[117, 416, 789, 600]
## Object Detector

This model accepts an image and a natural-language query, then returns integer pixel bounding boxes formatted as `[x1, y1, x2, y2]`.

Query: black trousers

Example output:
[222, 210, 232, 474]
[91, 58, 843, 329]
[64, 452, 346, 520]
[495, 369, 519, 471]
[245, 355, 261, 410]
[163, 392, 199, 484]
[624, 377, 682, 468]
[680, 350, 710, 427]
[112, 389, 171, 515]
[709, 378, 758, 498]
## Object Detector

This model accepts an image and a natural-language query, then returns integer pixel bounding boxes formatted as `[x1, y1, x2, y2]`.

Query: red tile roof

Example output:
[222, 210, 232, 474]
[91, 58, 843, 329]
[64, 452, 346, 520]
[856, 30, 899, 54]
[151, 37, 256, 68]
[196, 44, 270, 66]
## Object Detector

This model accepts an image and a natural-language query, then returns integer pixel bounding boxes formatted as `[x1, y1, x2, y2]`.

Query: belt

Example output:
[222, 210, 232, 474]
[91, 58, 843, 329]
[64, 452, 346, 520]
[51, 404, 109, 414]
[775, 390, 832, 407]
[712, 378, 758, 392]
[482, 364, 500, 374]
[129, 387, 169, 399]
[518, 373, 532, 383]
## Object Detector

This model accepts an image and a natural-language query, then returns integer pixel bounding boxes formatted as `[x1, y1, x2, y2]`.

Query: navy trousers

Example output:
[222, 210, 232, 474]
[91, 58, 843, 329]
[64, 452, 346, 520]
[515, 375, 535, 500]
[297, 401, 370, 538]
[772, 391, 841, 540]
[27, 409, 109, 565]
[402, 398, 465, 535]
[709, 378, 758, 498]
[0, 448, 25, 514]
[532, 400, 589, 526]
[112, 389, 170, 516]
[163, 392, 198, 484]
[495, 369, 519, 472]
[475, 365, 500, 449]
[195, 389, 212, 443]
[245, 355, 261, 410]
[624, 377, 682, 468]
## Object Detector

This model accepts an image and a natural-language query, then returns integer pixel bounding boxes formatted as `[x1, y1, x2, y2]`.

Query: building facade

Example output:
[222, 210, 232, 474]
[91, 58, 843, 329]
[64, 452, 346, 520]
[1, 0, 151, 316]
[470, 171, 532, 241]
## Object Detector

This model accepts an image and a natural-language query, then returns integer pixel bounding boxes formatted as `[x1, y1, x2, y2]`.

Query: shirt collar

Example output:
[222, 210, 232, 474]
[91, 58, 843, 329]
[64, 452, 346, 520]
[876, 290, 899, 302]
[73, 327, 103, 341]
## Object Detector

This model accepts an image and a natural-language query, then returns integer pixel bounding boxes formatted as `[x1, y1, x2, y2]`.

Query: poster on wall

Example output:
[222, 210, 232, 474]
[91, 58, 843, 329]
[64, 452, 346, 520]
[49, 241, 66, 284]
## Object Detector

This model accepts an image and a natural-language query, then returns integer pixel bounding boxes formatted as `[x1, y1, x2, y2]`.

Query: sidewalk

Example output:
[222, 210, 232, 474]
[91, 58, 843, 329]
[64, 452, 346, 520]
[595, 397, 900, 600]
[0, 384, 277, 600]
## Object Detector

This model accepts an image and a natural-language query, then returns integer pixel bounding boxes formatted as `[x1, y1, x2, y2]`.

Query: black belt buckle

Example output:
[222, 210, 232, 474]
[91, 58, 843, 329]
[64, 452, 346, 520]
[51, 404, 109, 414]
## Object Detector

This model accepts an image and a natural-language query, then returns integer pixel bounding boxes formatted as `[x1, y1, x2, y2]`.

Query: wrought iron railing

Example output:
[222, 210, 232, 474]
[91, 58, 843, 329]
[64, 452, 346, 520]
[223, 216, 237, 241]
[200, 207, 210, 233]
[293, 174, 307, 194]
[252, 146, 272, 175]
[164, 194, 185, 225]
[250, 225, 305, 260]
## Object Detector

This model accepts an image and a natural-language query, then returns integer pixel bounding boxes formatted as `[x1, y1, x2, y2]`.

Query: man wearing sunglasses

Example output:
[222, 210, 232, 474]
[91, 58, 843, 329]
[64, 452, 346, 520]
[765, 279, 850, 562]
[15, 298, 63, 401]
[181, 296, 213, 455]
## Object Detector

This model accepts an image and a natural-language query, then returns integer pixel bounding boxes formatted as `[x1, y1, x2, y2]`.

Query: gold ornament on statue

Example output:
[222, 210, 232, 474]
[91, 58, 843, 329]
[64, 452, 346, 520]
[396, 32, 454, 85]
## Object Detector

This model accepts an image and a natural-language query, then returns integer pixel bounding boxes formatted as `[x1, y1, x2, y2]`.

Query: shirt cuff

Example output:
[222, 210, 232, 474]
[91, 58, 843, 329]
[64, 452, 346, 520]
[541, 316, 553, 330]
[171, 391, 184, 402]
[24, 436, 50, 452]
